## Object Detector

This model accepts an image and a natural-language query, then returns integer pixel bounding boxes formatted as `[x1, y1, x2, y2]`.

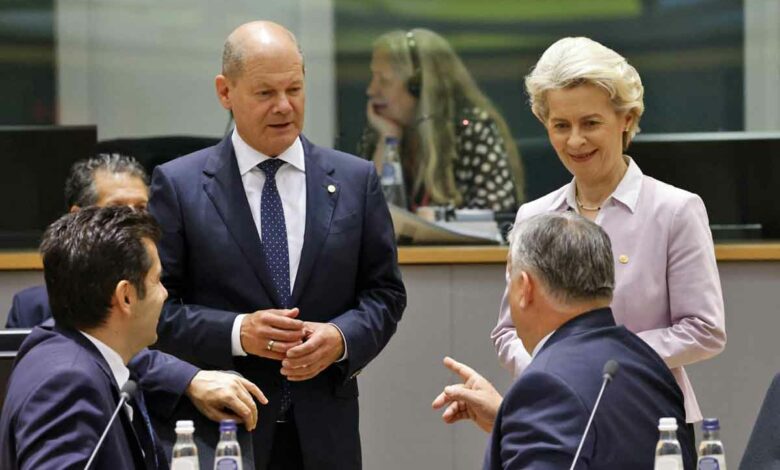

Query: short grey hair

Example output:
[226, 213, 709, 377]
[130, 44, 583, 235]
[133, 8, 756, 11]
[525, 37, 644, 148]
[64, 153, 148, 208]
[508, 212, 615, 305]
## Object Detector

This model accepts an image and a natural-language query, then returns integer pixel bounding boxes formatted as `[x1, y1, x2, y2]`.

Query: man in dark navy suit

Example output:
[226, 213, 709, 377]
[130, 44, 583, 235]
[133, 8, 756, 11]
[0, 207, 266, 469]
[3, 155, 268, 463]
[433, 212, 695, 469]
[148, 21, 405, 470]
[740, 372, 780, 469]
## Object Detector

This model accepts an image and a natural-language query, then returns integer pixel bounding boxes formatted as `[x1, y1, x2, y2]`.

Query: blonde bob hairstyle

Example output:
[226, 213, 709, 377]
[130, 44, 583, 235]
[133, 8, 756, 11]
[525, 37, 645, 149]
[373, 28, 525, 206]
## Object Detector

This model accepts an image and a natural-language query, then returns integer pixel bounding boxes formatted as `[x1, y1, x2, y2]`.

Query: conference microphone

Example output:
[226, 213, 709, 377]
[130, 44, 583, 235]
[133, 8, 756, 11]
[84, 380, 138, 470]
[568, 360, 620, 470]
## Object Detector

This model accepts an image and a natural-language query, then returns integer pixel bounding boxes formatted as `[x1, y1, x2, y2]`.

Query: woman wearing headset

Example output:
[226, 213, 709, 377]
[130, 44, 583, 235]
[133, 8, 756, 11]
[359, 28, 525, 212]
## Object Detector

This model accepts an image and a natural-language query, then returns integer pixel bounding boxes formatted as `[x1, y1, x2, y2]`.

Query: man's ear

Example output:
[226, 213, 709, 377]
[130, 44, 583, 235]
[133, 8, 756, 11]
[215, 74, 232, 111]
[518, 271, 534, 308]
[511, 271, 533, 309]
[113, 280, 134, 316]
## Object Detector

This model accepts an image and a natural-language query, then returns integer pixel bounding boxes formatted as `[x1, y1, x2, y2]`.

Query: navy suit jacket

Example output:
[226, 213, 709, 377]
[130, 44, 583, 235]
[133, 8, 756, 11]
[3, 284, 198, 420]
[5, 285, 50, 328]
[148, 135, 406, 469]
[740, 372, 780, 469]
[484, 308, 696, 470]
[0, 325, 168, 469]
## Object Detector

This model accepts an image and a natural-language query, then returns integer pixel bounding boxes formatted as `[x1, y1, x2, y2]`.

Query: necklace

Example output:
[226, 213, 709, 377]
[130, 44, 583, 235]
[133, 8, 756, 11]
[575, 195, 601, 212]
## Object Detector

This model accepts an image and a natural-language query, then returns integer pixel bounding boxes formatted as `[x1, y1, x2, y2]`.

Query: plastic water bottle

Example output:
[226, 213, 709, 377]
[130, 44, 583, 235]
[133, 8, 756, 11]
[698, 418, 727, 469]
[213, 419, 242, 470]
[654, 417, 684, 470]
[171, 420, 200, 470]
[380, 136, 408, 209]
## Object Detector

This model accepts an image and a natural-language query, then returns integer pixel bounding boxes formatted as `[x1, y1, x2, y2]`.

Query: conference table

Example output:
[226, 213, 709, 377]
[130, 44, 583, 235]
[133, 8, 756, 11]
[1, 243, 779, 469]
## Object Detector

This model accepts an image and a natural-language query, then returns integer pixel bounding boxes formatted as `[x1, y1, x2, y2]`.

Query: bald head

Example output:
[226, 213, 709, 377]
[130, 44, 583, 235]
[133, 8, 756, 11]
[222, 21, 303, 81]
[216, 20, 306, 156]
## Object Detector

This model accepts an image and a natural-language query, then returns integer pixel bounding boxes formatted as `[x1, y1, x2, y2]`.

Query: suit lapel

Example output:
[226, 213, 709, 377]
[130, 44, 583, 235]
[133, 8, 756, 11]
[202, 137, 282, 307]
[54, 327, 149, 468]
[291, 137, 338, 305]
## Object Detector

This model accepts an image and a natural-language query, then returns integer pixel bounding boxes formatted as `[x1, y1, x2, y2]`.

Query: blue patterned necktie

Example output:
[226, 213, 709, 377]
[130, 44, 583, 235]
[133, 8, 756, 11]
[129, 383, 159, 469]
[258, 158, 292, 418]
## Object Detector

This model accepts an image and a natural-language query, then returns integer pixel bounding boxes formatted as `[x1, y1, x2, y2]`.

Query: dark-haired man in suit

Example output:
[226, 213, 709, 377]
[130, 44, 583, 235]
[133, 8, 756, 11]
[433, 212, 695, 469]
[0, 207, 266, 469]
[148, 20, 405, 470]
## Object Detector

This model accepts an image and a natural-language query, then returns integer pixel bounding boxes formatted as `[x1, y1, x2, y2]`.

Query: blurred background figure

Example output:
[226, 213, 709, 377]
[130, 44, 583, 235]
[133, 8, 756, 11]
[359, 28, 525, 213]
[6, 153, 149, 328]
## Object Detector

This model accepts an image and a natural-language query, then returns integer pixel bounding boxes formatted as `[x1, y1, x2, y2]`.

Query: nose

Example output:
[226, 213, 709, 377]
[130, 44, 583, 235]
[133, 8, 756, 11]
[274, 93, 293, 114]
[567, 127, 586, 148]
[366, 76, 378, 98]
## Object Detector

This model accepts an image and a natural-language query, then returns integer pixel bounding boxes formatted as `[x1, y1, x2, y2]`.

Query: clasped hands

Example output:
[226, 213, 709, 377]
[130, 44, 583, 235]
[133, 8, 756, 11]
[240, 308, 344, 382]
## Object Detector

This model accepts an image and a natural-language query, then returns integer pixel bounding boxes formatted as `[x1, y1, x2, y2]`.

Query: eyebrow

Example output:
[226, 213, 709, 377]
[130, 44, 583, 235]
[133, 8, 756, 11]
[549, 113, 605, 122]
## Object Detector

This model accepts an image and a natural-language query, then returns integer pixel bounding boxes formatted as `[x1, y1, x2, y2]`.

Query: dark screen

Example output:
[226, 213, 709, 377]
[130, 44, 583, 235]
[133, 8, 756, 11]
[630, 133, 780, 240]
[0, 126, 97, 248]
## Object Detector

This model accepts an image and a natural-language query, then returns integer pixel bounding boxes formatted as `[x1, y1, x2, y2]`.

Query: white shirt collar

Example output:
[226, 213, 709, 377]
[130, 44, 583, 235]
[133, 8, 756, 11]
[232, 129, 305, 176]
[609, 156, 643, 212]
[556, 156, 643, 214]
[531, 330, 556, 359]
[80, 331, 130, 389]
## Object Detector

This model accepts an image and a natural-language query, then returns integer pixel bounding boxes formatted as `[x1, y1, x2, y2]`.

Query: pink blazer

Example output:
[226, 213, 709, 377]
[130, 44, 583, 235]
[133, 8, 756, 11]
[491, 158, 726, 422]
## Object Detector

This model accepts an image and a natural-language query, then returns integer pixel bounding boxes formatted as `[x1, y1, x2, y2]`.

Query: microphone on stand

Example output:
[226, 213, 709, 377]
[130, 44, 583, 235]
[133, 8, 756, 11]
[84, 380, 138, 470]
[568, 360, 620, 470]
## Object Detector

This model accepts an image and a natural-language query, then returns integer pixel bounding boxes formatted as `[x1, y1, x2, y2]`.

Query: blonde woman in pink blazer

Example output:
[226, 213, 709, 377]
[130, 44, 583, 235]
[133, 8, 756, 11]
[491, 37, 726, 423]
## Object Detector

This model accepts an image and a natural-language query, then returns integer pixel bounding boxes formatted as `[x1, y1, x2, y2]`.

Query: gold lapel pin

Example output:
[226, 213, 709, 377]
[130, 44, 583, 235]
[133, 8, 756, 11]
[327, 184, 336, 194]
[618, 254, 629, 264]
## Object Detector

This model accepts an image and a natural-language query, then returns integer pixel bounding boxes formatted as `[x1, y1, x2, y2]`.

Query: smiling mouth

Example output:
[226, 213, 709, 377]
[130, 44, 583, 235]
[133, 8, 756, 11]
[569, 149, 597, 162]
[269, 123, 292, 129]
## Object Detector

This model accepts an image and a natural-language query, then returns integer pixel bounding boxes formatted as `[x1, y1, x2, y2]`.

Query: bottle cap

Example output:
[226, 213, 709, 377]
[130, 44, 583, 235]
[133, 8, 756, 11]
[219, 419, 238, 432]
[658, 417, 678, 431]
[702, 418, 720, 431]
[175, 420, 195, 433]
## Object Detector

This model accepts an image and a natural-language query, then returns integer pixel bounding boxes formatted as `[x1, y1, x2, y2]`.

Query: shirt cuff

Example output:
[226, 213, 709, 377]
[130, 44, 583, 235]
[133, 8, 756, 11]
[329, 322, 348, 362]
[231, 314, 248, 357]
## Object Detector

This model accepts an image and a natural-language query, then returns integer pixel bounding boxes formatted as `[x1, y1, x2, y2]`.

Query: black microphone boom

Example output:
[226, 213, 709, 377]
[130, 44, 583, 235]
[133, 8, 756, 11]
[84, 380, 138, 470]
[568, 360, 620, 470]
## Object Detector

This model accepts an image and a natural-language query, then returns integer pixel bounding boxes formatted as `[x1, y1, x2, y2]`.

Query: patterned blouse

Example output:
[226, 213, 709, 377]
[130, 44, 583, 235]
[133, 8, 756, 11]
[357, 106, 520, 212]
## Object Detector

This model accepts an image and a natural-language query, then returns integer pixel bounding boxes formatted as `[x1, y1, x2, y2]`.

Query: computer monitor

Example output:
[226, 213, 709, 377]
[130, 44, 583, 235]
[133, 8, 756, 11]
[0, 125, 97, 249]
[630, 132, 780, 240]
[0, 329, 31, 411]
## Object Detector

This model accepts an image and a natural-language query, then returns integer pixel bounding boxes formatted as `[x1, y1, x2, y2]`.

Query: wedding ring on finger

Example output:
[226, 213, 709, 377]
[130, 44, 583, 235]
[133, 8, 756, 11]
[267, 340, 275, 352]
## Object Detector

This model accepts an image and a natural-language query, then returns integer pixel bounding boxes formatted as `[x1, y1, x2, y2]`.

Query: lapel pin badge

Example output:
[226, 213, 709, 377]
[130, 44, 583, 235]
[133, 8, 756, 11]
[618, 254, 629, 264]
[327, 184, 337, 194]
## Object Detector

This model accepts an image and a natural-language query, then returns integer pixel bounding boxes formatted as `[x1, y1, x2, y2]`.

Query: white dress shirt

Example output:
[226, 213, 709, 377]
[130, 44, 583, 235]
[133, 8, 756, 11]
[530, 331, 554, 359]
[230, 130, 306, 356]
[228, 130, 348, 360]
[80, 331, 133, 421]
